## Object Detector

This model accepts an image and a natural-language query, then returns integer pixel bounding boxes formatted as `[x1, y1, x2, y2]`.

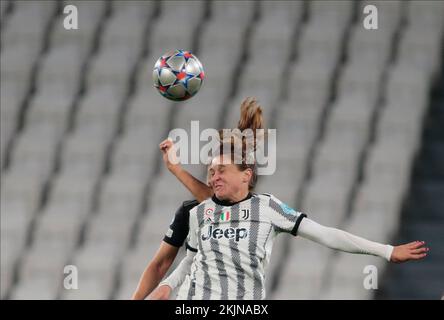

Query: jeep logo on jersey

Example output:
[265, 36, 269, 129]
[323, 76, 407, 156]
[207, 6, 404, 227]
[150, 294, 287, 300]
[201, 225, 248, 242]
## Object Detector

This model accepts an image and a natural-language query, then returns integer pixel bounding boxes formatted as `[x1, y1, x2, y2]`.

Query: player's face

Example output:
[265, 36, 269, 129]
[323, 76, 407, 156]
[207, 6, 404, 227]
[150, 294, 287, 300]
[209, 155, 249, 201]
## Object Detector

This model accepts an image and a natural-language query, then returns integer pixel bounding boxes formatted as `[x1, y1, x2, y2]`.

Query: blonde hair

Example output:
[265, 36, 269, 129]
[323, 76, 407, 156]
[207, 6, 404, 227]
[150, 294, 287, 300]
[215, 97, 265, 190]
[238, 96, 264, 132]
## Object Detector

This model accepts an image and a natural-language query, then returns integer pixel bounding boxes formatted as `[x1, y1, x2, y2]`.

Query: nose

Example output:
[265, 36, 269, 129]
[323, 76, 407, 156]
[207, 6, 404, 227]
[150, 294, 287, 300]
[211, 171, 221, 184]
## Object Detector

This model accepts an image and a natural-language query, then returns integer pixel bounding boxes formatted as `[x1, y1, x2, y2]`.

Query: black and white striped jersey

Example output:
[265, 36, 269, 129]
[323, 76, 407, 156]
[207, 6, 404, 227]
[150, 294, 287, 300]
[176, 193, 307, 300]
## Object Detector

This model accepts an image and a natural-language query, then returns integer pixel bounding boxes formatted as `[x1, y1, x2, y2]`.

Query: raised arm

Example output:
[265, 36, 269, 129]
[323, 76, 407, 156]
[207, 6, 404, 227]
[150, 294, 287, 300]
[297, 218, 429, 263]
[159, 138, 213, 202]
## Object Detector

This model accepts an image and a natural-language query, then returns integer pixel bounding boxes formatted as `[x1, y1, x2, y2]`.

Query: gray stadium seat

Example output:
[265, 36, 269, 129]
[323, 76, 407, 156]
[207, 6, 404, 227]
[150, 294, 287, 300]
[86, 45, 139, 89]
[61, 243, 121, 299]
[137, 205, 182, 246]
[303, 176, 350, 226]
[1, 0, 55, 47]
[83, 212, 134, 252]
[124, 88, 171, 131]
[310, 0, 353, 28]
[1, 241, 16, 299]
[211, 1, 255, 29]
[101, 2, 154, 49]
[150, 172, 192, 207]
[316, 138, 362, 172]
[17, 245, 70, 295]
[288, 61, 333, 110]
[60, 130, 108, 179]
[397, 25, 443, 75]
[407, 0, 444, 29]
[51, 1, 105, 48]
[110, 137, 157, 181]
[1, 41, 40, 84]
[49, 172, 98, 212]
[347, 26, 394, 70]
[11, 123, 61, 180]
[320, 253, 384, 300]
[10, 277, 60, 300]
[200, 25, 244, 64]
[338, 62, 382, 105]
[60, 280, 109, 300]
[298, 20, 344, 66]
[1, 199, 31, 261]
[37, 43, 88, 90]
[24, 88, 73, 142]
[272, 238, 331, 299]
[2, 0, 441, 300]
[96, 172, 147, 217]
[32, 203, 86, 252]
[149, 1, 205, 54]
[1, 169, 44, 214]
[258, 1, 303, 33]
[76, 83, 124, 127]
[357, 0, 402, 31]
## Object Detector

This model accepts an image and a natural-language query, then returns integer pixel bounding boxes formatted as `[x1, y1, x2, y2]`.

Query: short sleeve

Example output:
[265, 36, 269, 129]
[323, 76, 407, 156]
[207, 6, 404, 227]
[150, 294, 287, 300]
[163, 200, 198, 247]
[186, 206, 198, 252]
[265, 194, 307, 236]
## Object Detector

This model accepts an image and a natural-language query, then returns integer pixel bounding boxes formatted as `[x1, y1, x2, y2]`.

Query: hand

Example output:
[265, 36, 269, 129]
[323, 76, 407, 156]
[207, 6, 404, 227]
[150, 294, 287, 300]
[147, 284, 172, 300]
[159, 138, 180, 173]
[390, 241, 429, 263]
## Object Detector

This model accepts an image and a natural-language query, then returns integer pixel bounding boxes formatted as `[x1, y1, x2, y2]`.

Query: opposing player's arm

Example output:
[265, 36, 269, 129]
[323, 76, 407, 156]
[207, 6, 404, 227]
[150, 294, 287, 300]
[297, 218, 429, 263]
[148, 208, 199, 300]
[132, 201, 195, 299]
[148, 248, 196, 300]
[160, 138, 213, 202]
[132, 242, 179, 300]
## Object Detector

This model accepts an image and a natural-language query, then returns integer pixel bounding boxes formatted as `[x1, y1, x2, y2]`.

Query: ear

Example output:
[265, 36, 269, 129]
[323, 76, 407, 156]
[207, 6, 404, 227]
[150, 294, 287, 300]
[243, 168, 252, 184]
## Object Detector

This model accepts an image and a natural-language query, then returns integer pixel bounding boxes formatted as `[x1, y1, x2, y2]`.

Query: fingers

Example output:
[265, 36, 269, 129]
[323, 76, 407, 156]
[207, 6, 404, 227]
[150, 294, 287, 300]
[408, 241, 426, 249]
[409, 244, 429, 260]
[159, 138, 169, 146]
[411, 247, 429, 254]
[159, 139, 173, 151]
[410, 253, 427, 260]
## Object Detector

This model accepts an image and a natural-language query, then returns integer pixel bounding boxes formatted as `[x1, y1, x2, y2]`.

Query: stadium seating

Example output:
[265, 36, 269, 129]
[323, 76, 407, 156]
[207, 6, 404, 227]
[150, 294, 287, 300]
[1, 0, 443, 300]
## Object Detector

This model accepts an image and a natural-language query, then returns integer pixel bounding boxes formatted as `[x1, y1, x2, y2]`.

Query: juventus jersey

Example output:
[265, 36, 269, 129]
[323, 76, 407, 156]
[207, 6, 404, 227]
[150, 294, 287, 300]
[176, 193, 306, 300]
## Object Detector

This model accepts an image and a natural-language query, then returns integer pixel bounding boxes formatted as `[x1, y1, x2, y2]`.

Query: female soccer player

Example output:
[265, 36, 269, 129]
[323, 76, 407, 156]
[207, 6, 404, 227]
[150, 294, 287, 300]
[149, 99, 429, 300]
[132, 97, 262, 299]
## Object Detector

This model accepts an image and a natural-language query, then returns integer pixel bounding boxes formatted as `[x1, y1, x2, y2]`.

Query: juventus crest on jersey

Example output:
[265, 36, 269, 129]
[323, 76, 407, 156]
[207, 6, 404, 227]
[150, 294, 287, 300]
[176, 193, 306, 300]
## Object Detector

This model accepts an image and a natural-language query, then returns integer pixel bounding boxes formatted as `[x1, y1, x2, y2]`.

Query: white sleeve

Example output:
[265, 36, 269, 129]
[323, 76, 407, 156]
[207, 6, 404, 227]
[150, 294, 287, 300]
[297, 218, 394, 261]
[159, 249, 196, 290]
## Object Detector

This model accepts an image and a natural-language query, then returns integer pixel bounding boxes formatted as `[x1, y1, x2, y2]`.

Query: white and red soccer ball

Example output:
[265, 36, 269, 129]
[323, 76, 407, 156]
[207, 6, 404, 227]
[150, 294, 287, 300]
[153, 49, 205, 101]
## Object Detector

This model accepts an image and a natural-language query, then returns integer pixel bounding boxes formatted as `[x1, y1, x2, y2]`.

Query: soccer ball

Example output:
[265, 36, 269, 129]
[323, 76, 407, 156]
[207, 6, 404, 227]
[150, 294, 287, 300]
[153, 49, 205, 101]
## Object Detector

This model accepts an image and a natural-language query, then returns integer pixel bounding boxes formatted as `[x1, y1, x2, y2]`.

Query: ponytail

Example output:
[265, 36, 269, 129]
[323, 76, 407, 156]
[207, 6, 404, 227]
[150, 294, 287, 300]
[215, 97, 266, 190]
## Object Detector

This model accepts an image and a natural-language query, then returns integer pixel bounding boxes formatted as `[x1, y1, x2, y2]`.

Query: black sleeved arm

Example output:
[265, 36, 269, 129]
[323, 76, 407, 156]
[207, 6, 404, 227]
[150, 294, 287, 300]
[163, 200, 199, 248]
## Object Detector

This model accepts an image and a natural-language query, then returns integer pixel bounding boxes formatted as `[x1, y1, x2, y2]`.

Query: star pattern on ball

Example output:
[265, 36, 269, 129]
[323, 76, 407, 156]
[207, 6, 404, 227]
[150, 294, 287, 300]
[153, 50, 205, 101]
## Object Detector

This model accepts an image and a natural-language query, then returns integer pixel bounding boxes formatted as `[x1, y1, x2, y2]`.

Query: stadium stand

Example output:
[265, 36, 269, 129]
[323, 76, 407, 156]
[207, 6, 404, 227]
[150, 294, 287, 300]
[1, 0, 443, 299]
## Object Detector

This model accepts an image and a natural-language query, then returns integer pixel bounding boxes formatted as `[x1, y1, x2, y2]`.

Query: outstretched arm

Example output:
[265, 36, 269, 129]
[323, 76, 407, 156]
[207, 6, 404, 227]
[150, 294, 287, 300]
[297, 218, 428, 262]
[147, 249, 196, 300]
[159, 138, 213, 202]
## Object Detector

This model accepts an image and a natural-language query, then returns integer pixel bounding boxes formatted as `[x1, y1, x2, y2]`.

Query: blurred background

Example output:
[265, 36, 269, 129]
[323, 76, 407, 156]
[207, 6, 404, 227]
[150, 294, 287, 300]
[1, 0, 443, 300]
